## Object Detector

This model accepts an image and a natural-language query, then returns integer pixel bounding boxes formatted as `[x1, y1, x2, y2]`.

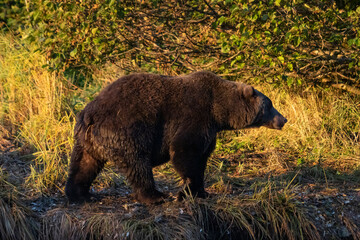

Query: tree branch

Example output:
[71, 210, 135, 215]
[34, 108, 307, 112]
[332, 84, 360, 95]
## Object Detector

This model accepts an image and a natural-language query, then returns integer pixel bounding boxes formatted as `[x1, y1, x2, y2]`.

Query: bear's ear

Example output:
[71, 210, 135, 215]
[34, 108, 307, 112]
[243, 85, 254, 99]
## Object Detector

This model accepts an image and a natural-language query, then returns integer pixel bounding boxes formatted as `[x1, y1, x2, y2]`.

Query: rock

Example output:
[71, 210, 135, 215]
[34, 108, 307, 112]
[338, 226, 351, 238]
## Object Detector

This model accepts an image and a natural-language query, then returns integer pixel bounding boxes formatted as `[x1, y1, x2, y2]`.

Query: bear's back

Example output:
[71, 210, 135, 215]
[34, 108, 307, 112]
[79, 71, 228, 130]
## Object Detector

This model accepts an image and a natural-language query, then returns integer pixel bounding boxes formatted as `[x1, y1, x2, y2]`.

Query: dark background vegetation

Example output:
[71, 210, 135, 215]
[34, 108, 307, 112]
[1, 0, 360, 91]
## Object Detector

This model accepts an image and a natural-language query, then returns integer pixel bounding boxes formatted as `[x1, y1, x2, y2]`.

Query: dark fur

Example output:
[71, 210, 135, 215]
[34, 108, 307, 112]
[65, 71, 287, 203]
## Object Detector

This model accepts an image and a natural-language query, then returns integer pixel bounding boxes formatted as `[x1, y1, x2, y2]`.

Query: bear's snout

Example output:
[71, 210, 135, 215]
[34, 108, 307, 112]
[272, 114, 287, 130]
[262, 107, 287, 130]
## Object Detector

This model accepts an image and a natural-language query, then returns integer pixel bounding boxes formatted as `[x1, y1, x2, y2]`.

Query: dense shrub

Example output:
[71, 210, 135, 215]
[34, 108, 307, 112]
[0, 0, 26, 30]
[2, 0, 360, 91]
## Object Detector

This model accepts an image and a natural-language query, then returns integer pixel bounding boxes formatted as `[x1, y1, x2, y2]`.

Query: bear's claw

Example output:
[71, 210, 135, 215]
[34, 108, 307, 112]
[176, 189, 209, 201]
[134, 190, 168, 204]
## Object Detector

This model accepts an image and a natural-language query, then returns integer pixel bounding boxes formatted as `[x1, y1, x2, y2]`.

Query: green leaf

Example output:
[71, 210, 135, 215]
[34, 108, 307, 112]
[93, 37, 102, 44]
[287, 63, 293, 71]
[60, 22, 66, 29]
[231, 6, 240, 13]
[97, 43, 105, 52]
[109, 0, 116, 7]
[44, 38, 53, 45]
[70, 48, 77, 57]
[231, 59, 237, 67]
[270, 60, 275, 68]
[278, 56, 284, 64]
[286, 77, 293, 86]
[218, 16, 226, 26]
[285, 32, 292, 40]
[347, 38, 355, 46]
[92, 27, 98, 35]
[356, 38, 360, 47]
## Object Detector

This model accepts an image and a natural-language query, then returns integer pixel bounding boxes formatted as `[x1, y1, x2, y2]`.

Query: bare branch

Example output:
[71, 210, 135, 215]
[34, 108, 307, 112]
[332, 84, 360, 95]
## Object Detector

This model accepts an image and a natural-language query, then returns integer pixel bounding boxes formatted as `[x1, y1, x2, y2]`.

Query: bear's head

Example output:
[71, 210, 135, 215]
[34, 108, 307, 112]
[212, 81, 287, 131]
[242, 85, 287, 130]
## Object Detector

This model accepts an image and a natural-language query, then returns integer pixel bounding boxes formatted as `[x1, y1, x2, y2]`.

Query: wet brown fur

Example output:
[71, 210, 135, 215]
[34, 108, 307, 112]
[65, 71, 287, 203]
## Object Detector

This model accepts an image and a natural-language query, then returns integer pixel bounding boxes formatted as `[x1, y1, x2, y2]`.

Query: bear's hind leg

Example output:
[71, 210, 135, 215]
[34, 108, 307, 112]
[65, 143, 105, 203]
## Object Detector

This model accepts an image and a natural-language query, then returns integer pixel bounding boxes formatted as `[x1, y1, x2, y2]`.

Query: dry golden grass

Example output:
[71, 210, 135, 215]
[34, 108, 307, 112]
[36, 181, 319, 240]
[0, 33, 75, 193]
[0, 168, 39, 240]
[215, 85, 360, 176]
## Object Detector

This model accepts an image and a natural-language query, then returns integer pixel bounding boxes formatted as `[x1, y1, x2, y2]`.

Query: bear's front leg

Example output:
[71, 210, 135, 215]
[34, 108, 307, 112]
[123, 159, 167, 204]
[170, 135, 216, 201]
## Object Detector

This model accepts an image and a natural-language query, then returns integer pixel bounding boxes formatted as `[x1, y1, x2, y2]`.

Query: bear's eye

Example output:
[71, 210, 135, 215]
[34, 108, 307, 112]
[268, 101, 273, 109]
[263, 98, 272, 110]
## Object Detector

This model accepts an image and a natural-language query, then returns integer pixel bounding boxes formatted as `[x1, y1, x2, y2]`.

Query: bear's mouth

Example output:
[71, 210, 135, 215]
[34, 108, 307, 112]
[265, 124, 283, 130]
[275, 118, 287, 130]
[274, 125, 284, 130]
[264, 117, 287, 130]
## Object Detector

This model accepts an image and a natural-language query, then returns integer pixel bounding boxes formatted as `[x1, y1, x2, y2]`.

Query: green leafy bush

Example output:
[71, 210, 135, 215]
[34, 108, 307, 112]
[0, 0, 27, 30]
[211, 0, 360, 89]
[8, 0, 360, 91]
[23, 0, 126, 82]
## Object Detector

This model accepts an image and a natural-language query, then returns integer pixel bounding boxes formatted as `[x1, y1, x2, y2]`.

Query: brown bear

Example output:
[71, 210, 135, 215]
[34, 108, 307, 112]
[65, 71, 287, 204]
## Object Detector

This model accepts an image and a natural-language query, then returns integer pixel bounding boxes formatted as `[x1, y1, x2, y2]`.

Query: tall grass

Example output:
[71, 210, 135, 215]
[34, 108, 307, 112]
[0, 33, 75, 193]
[0, 168, 39, 240]
[216, 86, 360, 173]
